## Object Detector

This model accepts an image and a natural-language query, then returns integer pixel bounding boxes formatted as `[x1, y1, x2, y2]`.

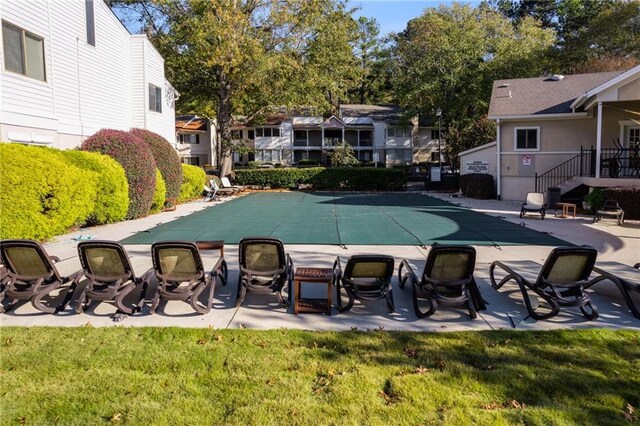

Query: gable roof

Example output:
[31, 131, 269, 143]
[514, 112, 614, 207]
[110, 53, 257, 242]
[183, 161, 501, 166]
[176, 115, 208, 131]
[340, 104, 407, 125]
[571, 64, 640, 109]
[488, 71, 626, 118]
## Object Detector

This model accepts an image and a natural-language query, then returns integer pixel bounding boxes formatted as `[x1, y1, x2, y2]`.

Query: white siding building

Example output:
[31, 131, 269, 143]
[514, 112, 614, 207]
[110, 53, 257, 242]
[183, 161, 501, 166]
[0, 0, 176, 149]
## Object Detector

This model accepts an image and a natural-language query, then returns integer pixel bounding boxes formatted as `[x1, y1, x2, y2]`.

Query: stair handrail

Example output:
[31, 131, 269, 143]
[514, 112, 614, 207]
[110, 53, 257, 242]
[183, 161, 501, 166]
[535, 148, 592, 192]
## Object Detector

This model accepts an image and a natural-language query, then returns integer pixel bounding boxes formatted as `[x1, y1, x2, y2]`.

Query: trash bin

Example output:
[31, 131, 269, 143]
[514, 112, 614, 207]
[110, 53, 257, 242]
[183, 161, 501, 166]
[547, 186, 561, 209]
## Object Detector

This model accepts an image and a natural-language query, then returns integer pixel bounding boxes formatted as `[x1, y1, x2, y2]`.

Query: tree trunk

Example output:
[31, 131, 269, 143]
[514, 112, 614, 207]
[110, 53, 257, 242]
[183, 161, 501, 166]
[217, 70, 234, 177]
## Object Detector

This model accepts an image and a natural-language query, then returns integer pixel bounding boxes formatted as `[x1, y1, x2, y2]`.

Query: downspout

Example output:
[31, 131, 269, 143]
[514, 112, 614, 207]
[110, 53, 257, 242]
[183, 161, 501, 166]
[142, 39, 147, 129]
[595, 102, 602, 178]
[75, 37, 84, 139]
[496, 118, 501, 200]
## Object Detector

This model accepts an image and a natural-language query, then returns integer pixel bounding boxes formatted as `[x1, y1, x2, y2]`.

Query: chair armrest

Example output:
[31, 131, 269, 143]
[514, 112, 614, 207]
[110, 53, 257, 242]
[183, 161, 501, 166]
[398, 258, 420, 287]
[634, 263, 640, 270]
[50, 255, 61, 263]
[286, 253, 294, 276]
[209, 257, 225, 277]
[333, 256, 342, 283]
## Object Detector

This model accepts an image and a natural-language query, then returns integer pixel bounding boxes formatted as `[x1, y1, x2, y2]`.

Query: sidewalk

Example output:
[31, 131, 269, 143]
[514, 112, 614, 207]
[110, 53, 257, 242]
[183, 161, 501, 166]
[1, 190, 638, 330]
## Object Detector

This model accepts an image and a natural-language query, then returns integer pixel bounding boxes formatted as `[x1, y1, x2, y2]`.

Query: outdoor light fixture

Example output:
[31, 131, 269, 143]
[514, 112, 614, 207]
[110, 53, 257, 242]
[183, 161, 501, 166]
[436, 108, 442, 171]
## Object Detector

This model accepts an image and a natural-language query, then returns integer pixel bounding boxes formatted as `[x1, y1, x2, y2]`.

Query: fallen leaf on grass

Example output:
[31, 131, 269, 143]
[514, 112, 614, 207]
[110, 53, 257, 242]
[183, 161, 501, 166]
[110, 413, 122, 423]
[623, 403, 637, 422]
[197, 339, 207, 345]
[403, 347, 418, 358]
[415, 366, 428, 375]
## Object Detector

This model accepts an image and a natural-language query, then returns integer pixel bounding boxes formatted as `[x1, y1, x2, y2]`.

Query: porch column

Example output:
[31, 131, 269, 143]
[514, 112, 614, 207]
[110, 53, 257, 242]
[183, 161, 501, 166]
[496, 119, 501, 200]
[595, 102, 603, 178]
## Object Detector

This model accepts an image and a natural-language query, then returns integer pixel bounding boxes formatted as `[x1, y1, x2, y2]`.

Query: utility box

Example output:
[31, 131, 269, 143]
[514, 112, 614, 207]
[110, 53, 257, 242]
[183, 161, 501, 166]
[547, 187, 561, 209]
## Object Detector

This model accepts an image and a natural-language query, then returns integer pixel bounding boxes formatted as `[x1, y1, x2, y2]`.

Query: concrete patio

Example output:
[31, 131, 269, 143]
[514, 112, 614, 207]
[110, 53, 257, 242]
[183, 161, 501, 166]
[1, 190, 638, 331]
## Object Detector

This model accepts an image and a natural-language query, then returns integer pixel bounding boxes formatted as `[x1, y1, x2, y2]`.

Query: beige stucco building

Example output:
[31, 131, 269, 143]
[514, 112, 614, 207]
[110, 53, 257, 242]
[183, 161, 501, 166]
[485, 66, 640, 201]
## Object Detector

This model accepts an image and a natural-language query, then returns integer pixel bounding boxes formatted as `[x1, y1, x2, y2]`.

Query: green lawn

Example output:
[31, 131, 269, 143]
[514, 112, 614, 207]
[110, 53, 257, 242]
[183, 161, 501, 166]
[1, 328, 639, 425]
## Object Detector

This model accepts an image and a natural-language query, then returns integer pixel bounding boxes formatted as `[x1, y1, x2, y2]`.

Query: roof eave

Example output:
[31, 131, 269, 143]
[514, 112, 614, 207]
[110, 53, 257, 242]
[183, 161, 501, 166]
[488, 112, 589, 121]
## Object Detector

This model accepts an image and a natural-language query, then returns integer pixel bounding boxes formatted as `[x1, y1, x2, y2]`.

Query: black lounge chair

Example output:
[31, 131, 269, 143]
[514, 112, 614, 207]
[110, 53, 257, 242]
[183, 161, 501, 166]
[0, 239, 82, 314]
[520, 192, 546, 220]
[146, 241, 224, 314]
[593, 199, 624, 225]
[399, 244, 485, 319]
[334, 255, 395, 313]
[68, 241, 145, 315]
[489, 246, 598, 320]
[587, 261, 640, 319]
[236, 237, 293, 308]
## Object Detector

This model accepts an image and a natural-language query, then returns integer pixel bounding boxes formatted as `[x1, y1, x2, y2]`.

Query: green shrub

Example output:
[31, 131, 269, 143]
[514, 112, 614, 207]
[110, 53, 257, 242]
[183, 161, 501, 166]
[150, 169, 167, 214]
[235, 167, 406, 191]
[179, 164, 207, 202]
[81, 129, 156, 219]
[130, 128, 183, 200]
[584, 188, 603, 213]
[60, 150, 129, 225]
[0, 144, 96, 240]
[459, 174, 495, 199]
[602, 186, 639, 219]
[247, 161, 262, 169]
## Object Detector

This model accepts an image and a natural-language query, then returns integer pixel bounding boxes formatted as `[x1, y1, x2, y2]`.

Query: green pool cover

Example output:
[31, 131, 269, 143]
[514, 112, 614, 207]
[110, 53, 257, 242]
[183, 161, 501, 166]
[121, 192, 568, 247]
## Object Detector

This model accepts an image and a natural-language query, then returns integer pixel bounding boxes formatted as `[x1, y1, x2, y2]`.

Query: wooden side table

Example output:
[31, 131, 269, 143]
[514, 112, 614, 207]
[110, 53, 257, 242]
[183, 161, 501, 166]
[294, 267, 334, 315]
[555, 202, 576, 218]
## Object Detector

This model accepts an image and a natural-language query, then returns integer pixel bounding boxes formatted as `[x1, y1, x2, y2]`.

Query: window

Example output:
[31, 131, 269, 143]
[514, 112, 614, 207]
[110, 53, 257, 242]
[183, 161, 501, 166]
[85, 0, 95, 46]
[181, 156, 200, 166]
[179, 134, 199, 144]
[387, 127, 411, 138]
[256, 150, 281, 162]
[149, 83, 162, 113]
[515, 127, 539, 151]
[359, 130, 372, 146]
[431, 152, 439, 162]
[431, 129, 441, 140]
[256, 128, 263, 137]
[2, 21, 46, 81]
[272, 128, 280, 137]
[263, 128, 272, 137]
[248, 130, 255, 140]
[231, 130, 242, 140]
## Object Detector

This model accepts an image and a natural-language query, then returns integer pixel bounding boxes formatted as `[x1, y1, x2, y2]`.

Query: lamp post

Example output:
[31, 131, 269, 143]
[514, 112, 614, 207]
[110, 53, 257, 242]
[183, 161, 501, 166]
[436, 107, 442, 172]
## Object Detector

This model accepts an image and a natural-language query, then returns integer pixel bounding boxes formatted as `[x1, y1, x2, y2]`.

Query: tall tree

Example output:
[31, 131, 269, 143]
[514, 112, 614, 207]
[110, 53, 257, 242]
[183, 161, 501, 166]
[112, 0, 359, 176]
[348, 16, 392, 104]
[492, 0, 640, 72]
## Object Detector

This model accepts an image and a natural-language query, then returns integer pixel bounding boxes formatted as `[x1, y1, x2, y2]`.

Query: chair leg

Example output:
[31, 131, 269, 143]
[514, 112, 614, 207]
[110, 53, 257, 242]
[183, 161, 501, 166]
[465, 289, 477, 320]
[518, 285, 560, 320]
[3, 298, 22, 313]
[190, 282, 212, 314]
[32, 282, 62, 314]
[149, 293, 160, 315]
[336, 281, 354, 313]
[114, 282, 136, 315]
[386, 289, 395, 313]
[220, 260, 228, 286]
[75, 289, 88, 314]
[579, 300, 599, 320]
[235, 277, 247, 308]
[412, 281, 437, 318]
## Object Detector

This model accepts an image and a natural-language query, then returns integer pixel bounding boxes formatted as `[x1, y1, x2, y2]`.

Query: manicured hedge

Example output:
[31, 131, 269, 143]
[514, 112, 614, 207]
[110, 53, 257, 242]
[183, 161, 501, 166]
[602, 186, 640, 220]
[180, 164, 207, 202]
[459, 173, 495, 199]
[81, 129, 156, 219]
[235, 167, 406, 191]
[150, 169, 167, 214]
[130, 128, 183, 200]
[61, 150, 129, 225]
[0, 144, 96, 240]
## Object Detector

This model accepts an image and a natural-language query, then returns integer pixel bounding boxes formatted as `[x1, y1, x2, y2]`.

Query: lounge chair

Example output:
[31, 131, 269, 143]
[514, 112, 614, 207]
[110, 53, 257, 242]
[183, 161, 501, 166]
[211, 178, 238, 196]
[221, 176, 245, 192]
[70, 241, 146, 315]
[0, 240, 82, 314]
[489, 246, 598, 320]
[334, 255, 395, 313]
[236, 237, 293, 308]
[520, 192, 546, 219]
[146, 241, 224, 314]
[203, 181, 218, 201]
[399, 244, 485, 319]
[593, 199, 624, 225]
[587, 261, 640, 319]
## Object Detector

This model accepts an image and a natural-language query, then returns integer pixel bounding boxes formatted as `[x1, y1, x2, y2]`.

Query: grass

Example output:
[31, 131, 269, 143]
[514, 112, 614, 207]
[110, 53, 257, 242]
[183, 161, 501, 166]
[1, 328, 639, 425]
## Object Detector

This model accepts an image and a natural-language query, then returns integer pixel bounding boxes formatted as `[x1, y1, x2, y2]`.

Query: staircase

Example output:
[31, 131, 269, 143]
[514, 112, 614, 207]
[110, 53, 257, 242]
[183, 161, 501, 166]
[535, 148, 593, 194]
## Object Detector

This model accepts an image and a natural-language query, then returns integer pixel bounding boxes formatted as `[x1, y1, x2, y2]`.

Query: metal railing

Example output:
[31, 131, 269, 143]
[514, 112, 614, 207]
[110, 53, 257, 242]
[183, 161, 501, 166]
[535, 146, 640, 192]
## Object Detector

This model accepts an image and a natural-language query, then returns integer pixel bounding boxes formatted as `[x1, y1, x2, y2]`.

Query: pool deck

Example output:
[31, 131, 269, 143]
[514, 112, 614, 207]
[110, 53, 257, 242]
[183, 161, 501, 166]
[2, 190, 639, 331]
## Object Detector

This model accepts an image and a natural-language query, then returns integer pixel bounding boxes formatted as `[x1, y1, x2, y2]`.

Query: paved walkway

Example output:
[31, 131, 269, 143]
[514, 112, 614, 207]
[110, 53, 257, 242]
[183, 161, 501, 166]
[2, 190, 638, 331]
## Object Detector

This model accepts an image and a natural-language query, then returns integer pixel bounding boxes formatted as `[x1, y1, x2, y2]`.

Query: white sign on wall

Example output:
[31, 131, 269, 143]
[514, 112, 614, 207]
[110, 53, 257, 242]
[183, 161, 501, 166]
[465, 160, 489, 174]
[522, 154, 532, 166]
[431, 168, 442, 182]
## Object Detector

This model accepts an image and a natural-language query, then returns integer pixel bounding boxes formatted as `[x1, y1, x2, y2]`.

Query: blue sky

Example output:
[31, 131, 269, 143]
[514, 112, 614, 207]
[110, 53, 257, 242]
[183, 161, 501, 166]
[352, 0, 482, 35]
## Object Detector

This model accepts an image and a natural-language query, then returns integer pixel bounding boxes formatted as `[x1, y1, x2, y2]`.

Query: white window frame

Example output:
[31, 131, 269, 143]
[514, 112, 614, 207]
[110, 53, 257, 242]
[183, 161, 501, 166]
[149, 83, 162, 113]
[514, 126, 540, 152]
[2, 20, 47, 82]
